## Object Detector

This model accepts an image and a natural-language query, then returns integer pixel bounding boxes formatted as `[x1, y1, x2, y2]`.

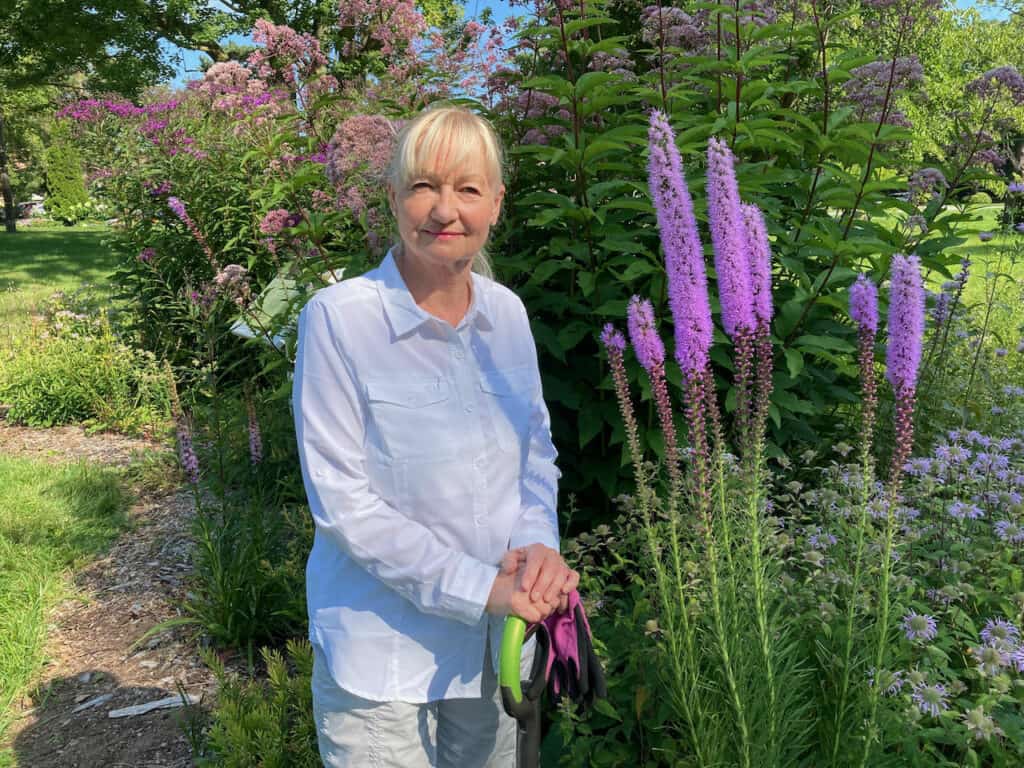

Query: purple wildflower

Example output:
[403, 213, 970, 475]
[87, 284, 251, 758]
[1016, 223, 1024, 234]
[911, 682, 949, 718]
[979, 231, 994, 242]
[902, 611, 938, 642]
[994, 520, 1024, 543]
[849, 274, 879, 333]
[138, 248, 156, 263]
[948, 501, 984, 521]
[168, 196, 218, 268]
[885, 254, 925, 394]
[972, 644, 1011, 676]
[707, 137, 755, 338]
[1009, 182, 1024, 194]
[259, 208, 300, 235]
[627, 297, 665, 372]
[176, 416, 200, 485]
[980, 618, 1020, 647]
[600, 323, 626, 353]
[741, 203, 773, 329]
[647, 111, 713, 374]
[967, 66, 1024, 105]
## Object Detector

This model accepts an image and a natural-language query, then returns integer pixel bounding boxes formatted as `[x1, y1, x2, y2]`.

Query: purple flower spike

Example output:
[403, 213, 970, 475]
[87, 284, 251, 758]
[600, 323, 626, 353]
[849, 274, 879, 334]
[885, 254, 925, 394]
[707, 137, 755, 338]
[627, 297, 665, 372]
[647, 111, 712, 373]
[741, 203, 773, 328]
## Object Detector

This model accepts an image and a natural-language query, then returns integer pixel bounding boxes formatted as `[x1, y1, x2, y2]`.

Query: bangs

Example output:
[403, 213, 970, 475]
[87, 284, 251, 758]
[389, 107, 504, 188]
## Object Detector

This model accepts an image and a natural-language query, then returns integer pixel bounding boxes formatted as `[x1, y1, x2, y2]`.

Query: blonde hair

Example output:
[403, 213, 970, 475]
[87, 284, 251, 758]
[385, 106, 505, 279]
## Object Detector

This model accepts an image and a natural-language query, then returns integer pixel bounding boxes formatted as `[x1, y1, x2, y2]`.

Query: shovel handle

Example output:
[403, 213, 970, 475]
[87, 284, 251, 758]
[499, 615, 528, 703]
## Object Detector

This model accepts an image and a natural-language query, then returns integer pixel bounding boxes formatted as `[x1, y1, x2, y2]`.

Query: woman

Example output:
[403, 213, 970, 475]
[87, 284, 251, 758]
[293, 106, 578, 767]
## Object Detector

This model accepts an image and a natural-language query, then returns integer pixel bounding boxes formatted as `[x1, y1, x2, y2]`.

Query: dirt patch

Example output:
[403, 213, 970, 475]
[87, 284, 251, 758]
[0, 422, 164, 467]
[1, 424, 219, 767]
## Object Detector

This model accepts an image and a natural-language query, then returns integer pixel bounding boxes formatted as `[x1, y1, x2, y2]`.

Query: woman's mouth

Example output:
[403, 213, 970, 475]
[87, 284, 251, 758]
[426, 231, 464, 239]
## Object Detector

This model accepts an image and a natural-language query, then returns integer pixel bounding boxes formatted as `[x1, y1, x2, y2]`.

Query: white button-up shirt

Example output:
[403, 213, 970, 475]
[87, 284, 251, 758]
[293, 250, 561, 703]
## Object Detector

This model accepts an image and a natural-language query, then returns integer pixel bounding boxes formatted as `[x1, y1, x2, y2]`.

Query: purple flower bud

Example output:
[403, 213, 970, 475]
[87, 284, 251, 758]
[885, 254, 925, 393]
[849, 274, 879, 334]
[138, 247, 157, 263]
[627, 297, 665, 372]
[979, 231, 994, 242]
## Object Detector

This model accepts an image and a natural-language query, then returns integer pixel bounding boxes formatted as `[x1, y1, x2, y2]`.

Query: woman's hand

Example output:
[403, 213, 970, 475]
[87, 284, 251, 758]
[518, 543, 579, 615]
[486, 544, 579, 620]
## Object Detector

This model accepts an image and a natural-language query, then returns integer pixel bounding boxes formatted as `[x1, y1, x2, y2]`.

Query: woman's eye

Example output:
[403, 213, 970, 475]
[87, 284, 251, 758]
[462, 187, 481, 195]
[412, 181, 432, 190]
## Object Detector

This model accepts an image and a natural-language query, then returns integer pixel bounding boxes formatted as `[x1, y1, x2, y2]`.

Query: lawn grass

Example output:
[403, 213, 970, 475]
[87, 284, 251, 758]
[0, 458, 129, 746]
[0, 222, 117, 341]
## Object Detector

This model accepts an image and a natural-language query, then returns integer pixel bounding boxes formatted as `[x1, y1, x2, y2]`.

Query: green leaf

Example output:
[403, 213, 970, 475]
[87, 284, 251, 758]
[784, 348, 804, 379]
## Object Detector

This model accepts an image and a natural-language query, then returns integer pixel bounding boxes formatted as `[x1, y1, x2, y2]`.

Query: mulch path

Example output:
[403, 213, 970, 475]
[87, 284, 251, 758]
[0, 422, 219, 767]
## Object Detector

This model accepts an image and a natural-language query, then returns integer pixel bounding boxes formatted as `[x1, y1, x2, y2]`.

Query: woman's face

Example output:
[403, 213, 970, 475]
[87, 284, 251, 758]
[388, 151, 504, 275]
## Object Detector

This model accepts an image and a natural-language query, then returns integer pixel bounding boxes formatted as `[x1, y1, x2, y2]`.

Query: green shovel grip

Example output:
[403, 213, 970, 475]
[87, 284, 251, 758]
[499, 615, 528, 703]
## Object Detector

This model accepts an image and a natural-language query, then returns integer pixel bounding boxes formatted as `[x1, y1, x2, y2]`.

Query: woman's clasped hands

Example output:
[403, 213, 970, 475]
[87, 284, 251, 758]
[486, 544, 579, 623]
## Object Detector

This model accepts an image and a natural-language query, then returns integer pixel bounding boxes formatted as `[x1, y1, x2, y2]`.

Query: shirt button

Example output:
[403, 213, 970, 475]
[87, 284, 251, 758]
[464, 404, 473, 413]
[474, 457, 486, 469]
[453, 347, 465, 360]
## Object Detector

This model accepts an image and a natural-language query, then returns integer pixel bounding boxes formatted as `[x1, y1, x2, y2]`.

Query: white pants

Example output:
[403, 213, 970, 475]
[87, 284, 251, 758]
[312, 637, 536, 768]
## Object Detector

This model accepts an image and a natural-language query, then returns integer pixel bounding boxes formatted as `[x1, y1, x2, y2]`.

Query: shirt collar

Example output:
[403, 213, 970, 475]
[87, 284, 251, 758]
[376, 248, 495, 337]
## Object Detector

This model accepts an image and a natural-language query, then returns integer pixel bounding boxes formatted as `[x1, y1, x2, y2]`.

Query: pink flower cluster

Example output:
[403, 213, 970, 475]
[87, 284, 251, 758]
[248, 20, 338, 106]
[843, 57, 923, 127]
[338, 0, 426, 58]
[967, 66, 1024, 106]
[640, 6, 708, 51]
[324, 115, 398, 214]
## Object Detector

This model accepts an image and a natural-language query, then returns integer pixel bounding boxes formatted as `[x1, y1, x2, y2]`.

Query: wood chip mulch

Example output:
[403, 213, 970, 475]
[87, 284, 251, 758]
[1, 422, 220, 768]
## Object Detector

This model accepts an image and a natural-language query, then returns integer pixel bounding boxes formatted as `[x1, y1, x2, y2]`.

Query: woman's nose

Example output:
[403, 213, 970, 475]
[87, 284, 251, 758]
[430, 186, 457, 222]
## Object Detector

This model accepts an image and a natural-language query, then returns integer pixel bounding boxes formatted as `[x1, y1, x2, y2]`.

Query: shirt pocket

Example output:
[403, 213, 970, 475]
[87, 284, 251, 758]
[365, 377, 456, 462]
[478, 366, 537, 453]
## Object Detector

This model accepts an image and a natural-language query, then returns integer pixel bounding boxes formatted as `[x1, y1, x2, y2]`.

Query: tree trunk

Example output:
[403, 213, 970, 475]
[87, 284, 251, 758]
[0, 108, 17, 233]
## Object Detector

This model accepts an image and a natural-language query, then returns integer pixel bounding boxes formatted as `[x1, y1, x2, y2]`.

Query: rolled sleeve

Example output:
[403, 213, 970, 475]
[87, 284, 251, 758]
[294, 299, 498, 626]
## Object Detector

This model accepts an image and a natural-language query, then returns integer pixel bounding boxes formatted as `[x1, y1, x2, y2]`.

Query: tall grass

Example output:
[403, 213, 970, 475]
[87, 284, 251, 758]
[0, 458, 128, 743]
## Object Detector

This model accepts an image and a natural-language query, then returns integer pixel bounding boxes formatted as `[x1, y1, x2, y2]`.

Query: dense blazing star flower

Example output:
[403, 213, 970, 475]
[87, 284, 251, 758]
[885, 254, 925, 393]
[902, 612, 938, 642]
[246, 396, 263, 465]
[849, 274, 879, 333]
[910, 682, 949, 717]
[647, 111, 712, 373]
[741, 203, 773, 328]
[627, 297, 665, 372]
[707, 137, 755, 338]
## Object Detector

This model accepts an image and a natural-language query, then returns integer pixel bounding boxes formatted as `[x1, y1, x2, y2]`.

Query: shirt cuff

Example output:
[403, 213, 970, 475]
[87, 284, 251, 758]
[509, 525, 560, 553]
[441, 555, 501, 626]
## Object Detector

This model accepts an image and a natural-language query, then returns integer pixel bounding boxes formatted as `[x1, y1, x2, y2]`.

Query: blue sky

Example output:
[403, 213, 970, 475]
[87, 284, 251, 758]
[163, 0, 1007, 88]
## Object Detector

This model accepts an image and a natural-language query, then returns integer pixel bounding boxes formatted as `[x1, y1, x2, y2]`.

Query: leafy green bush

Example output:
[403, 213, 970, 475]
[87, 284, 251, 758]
[0, 291, 171, 434]
[43, 124, 90, 224]
[193, 639, 320, 768]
